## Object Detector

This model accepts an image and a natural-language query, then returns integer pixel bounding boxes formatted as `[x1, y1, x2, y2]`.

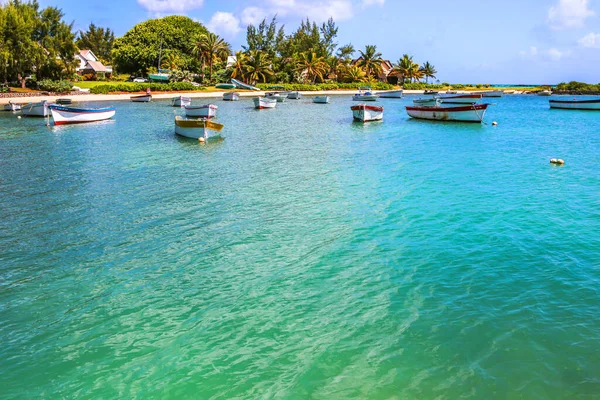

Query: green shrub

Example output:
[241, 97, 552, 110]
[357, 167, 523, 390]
[89, 82, 204, 94]
[36, 79, 73, 93]
[402, 83, 444, 90]
[255, 82, 394, 91]
[554, 81, 600, 92]
[452, 84, 465, 89]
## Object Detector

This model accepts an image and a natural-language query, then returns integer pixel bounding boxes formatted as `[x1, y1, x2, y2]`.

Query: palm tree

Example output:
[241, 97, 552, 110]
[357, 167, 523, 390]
[356, 45, 383, 79]
[161, 52, 180, 71]
[231, 50, 247, 80]
[392, 54, 416, 84]
[342, 65, 366, 83]
[336, 44, 355, 62]
[193, 32, 230, 81]
[421, 61, 437, 83]
[243, 50, 273, 83]
[409, 63, 423, 82]
[295, 51, 327, 83]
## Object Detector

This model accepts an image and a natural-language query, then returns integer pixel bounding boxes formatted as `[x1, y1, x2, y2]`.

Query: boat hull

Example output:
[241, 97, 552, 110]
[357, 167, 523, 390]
[223, 92, 240, 101]
[148, 73, 169, 82]
[174, 116, 224, 139]
[231, 78, 260, 91]
[480, 91, 503, 98]
[22, 101, 49, 117]
[49, 105, 116, 125]
[265, 93, 286, 103]
[439, 94, 482, 104]
[172, 96, 191, 107]
[216, 83, 236, 89]
[352, 95, 378, 101]
[549, 99, 600, 110]
[377, 90, 403, 98]
[406, 104, 488, 122]
[131, 94, 152, 102]
[253, 97, 277, 109]
[3, 102, 21, 111]
[413, 98, 439, 106]
[313, 96, 330, 104]
[184, 104, 218, 118]
[287, 91, 301, 99]
[351, 105, 384, 122]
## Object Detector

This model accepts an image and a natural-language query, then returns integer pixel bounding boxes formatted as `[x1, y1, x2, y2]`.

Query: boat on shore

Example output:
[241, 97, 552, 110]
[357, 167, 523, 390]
[49, 105, 116, 125]
[216, 83, 236, 89]
[131, 94, 151, 102]
[406, 104, 489, 122]
[171, 96, 191, 107]
[174, 116, 224, 140]
[231, 78, 260, 91]
[313, 96, 330, 104]
[439, 94, 482, 104]
[254, 97, 277, 109]
[223, 92, 240, 101]
[538, 90, 552, 96]
[3, 101, 21, 111]
[351, 104, 384, 122]
[184, 104, 218, 118]
[377, 89, 403, 98]
[549, 98, 600, 110]
[22, 100, 49, 117]
[287, 91, 302, 99]
[352, 87, 378, 101]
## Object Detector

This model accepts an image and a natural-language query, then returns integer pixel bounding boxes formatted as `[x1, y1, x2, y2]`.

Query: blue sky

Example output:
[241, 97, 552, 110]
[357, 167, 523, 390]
[40, 0, 600, 83]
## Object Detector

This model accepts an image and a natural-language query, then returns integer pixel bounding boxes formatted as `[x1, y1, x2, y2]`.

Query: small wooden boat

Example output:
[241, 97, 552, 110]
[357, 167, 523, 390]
[172, 96, 191, 107]
[423, 90, 439, 95]
[49, 105, 116, 125]
[479, 90, 503, 98]
[313, 96, 330, 104]
[538, 90, 552, 96]
[439, 94, 482, 104]
[406, 104, 489, 123]
[549, 98, 600, 110]
[131, 94, 152, 102]
[265, 92, 287, 102]
[223, 92, 240, 101]
[184, 104, 218, 118]
[287, 91, 302, 99]
[413, 98, 440, 106]
[216, 83, 236, 89]
[231, 78, 260, 91]
[22, 100, 49, 117]
[351, 104, 384, 122]
[3, 101, 21, 111]
[377, 89, 403, 98]
[254, 97, 277, 109]
[352, 87, 378, 101]
[174, 116, 224, 140]
[56, 98, 72, 105]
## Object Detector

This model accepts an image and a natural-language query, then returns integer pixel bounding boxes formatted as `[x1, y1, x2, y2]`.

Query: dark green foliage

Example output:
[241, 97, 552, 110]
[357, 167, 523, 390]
[36, 79, 73, 92]
[89, 82, 203, 94]
[555, 81, 600, 92]
[76, 23, 115, 63]
[402, 83, 444, 90]
[255, 82, 393, 91]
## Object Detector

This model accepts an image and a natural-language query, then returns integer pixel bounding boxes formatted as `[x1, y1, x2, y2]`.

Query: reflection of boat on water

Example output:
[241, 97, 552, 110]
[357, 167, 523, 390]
[406, 104, 489, 122]
[231, 78, 260, 91]
[174, 116, 224, 140]
[49, 105, 116, 125]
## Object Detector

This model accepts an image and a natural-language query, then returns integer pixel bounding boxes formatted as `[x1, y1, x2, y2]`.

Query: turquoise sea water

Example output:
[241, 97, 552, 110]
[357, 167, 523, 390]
[1, 95, 599, 399]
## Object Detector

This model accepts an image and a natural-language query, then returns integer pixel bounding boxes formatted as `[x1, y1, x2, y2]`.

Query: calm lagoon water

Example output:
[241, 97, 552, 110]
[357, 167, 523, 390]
[1, 95, 599, 399]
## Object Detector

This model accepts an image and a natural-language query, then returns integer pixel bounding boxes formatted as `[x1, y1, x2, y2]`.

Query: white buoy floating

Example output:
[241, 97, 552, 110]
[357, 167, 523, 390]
[550, 158, 565, 165]
[17, 116, 21, 119]
[492, 121, 498, 126]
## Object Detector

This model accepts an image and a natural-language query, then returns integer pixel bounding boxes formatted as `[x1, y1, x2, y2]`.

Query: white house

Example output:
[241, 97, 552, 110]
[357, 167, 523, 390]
[75, 50, 112, 76]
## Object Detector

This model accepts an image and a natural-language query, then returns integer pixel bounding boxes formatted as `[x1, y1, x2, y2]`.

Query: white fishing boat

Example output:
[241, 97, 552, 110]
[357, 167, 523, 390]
[406, 104, 489, 123]
[549, 98, 600, 110]
[313, 96, 330, 104]
[287, 91, 302, 99]
[413, 97, 440, 106]
[253, 97, 277, 109]
[478, 90, 503, 98]
[231, 78, 260, 91]
[377, 89, 403, 98]
[351, 104, 384, 122]
[3, 101, 21, 111]
[223, 92, 240, 101]
[352, 87, 378, 101]
[49, 105, 116, 125]
[538, 90, 552, 96]
[171, 96, 191, 107]
[174, 116, 224, 140]
[184, 104, 218, 118]
[22, 100, 49, 117]
[131, 94, 152, 102]
[439, 94, 482, 104]
[265, 92, 287, 102]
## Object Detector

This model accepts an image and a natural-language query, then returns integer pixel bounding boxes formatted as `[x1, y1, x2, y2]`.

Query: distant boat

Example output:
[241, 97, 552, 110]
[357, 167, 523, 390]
[413, 97, 440, 106]
[254, 97, 277, 109]
[377, 89, 403, 98]
[352, 87, 378, 101]
[131, 94, 151, 102]
[56, 98, 72, 105]
[313, 96, 330, 104]
[406, 104, 489, 122]
[265, 92, 286, 102]
[216, 83, 236, 89]
[478, 90, 503, 98]
[22, 100, 49, 117]
[174, 116, 224, 140]
[231, 78, 260, 91]
[3, 101, 21, 111]
[287, 91, 302, 99]
[351, 104, 384, 122]
[185, 104, 218, 118]
[172, 96, 191, 107]
[439, 93, 482, 104]
[549, 98, 600, 110]
[538, 90, 552, 96]
[423, 90, 439, 95]
[223, 92, 240, 101]
[49, 104, 115, 125]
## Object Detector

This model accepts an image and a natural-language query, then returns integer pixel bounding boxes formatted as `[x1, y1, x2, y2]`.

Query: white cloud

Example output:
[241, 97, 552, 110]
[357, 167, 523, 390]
[547, 0, 595, 29]
[206, 12, 241, 38]
[519, 46, 570, 61]
[363, 0, 385, 6]
[137, 0, 204, 13]
[241, 6, 268, 25]
[252, 0, 354, 22]
[578, 32, 600, 47]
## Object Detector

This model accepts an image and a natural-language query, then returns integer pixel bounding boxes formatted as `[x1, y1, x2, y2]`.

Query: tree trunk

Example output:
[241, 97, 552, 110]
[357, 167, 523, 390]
[18, 74, 26, 89]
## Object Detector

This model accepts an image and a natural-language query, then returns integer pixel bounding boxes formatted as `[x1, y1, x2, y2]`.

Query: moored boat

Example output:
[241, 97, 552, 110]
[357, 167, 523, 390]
[174, 116, 224, 140]
[413, 97, 440, 106]
[313, 96, 330, 104]
[184, 104, 218, 118]
[351, 104, 384, 122]
[253, 97, 277, 109]
[172, 96, 191, 107]
[131, 94, 152, 102]
[406, 104, 489, 122]
[479, 90, 503, 98]
[231, 78, 260, 91]
[538, 90, 552, 96]
[56, 98, 72, 105]
[3, 101, 21, 111]
[377, 89, 403, 98]
[49, 105, 116, 125]
[287, 91, 302, 99]
[439, 94, 482, 104]
[352, 87, 378, 101]
[265, 92, 286, 102]
[216, 83, 236, 89]
[22, 100, 49, 117]
[549, 98, 600, 110]
[223, 92, 240, 101]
